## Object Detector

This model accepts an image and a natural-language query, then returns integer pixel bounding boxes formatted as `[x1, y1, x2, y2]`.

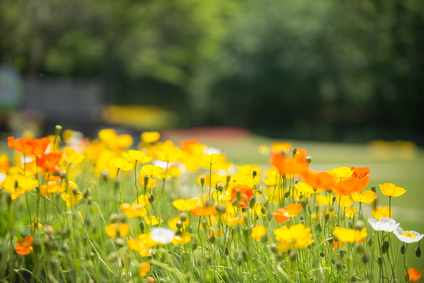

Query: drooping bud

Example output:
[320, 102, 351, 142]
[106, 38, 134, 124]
[416, 246, 421, 257]
[205, 197, 214, 207]
[305, 156, 312, 164]
[354, 220, 365, 231]
[401, 244, 406, 255]
[176, 221, 183, 230]
[139, 222, 144, 234]
[252, 170, 257, 179]
[200, 177, 205, 187]
[284, 190, 290, 198]
[249, 196, 256, 208]
[144, 175, 149, 188]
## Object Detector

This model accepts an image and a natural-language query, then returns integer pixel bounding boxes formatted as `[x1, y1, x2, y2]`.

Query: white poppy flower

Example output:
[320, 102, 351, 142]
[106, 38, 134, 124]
[150, 228, 176, 244]
[368, 218, 399, 232]
[393, 227, 424, 243]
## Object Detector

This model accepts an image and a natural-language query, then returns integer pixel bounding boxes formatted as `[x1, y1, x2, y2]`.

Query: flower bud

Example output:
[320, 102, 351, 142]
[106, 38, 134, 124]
[284, 190, 290, 198]
[367, 237, 373, 247]
[319, 251, 325, 257]
[72, 186, 78, 195]
[270, 243, 278, 254]
[215, 205, 226, 214]
[261, 233, 268, 243]
[305, 156, 312, 164]
[205, 197, 214, 207]
[378, 256, 383, 266]
[179, 212, 187, 222]
[175, 230, 182, 236]
[416, 246, 421, 257]
[252, 170, 257, 179]
[216, 183, 224, 192]
[249, 196, 256, 208]
[200, 177, 205, 187]
[226, 175, 231, 184]
[353, 220, 365, 231]
[382, 241, 389, 253]
[261, 206, 267, 215]
[139, 222, 144, 234]
[83, 188, 91, 199]
[87, 196, 92, 205]
[340, 249, 345, 259]
[55, 125, 63, 136]
[109, 214, 118, 224]
[401, 244, 406, 255]
[192, 238, 198, 250]
[224, 247, 230, 256]
[144, 175, 149, 188]
[292, 148, 298, 156]
[371, 186, 376, 193]
[148, 194, 155, 203]
[335, 260, 343, 270]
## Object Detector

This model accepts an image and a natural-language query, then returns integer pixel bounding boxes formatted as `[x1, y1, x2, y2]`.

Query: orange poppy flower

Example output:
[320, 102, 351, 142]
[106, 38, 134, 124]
[332, 176, 369, 195]
[273, 203, 302, 224]
[406, 267, 421, 281]
[303, 171, 334, 191]
[15, 236, 33, 255]
[271, 152, 308, 178]
[36, 152, 63, 172]
[350, 167, 370, 179]
[230, 184, 254, 208]
[8, 137, 50, 157]
[191, 206, 217, 216]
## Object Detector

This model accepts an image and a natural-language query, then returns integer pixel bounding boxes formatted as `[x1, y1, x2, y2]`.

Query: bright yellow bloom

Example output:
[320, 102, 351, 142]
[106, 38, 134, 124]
[109, 157, 134, 171]
[99, 129, 133, 149]
[316, 195, 334, 206]
[139, 262, 151, 276]
[200, 153, 221, 164]
[167, 166, 181, 177]
[141, 131, 160, 144]
[156, 149, 181, 162]
[61, 182, 82, 207]
[120, 203, 148, 218]
[171, 233, 191, 245]
[123, 150, 152, 163]
[144, 216, 163, 226]
[39, 181, 66, 197]
[295, 182, 315, 196]
[168, 216, 189, 231]
[333, 227, 367, 243]
[371, 207, 393, 220]
[236, 164, 261, 185]
[173, 198, 199, 211]
[327, 167, 354, 181]
[350, 190, 377, 204]
[105, 223, 130, 238]
[274, 224, 314, 253]
[379, 183, 406, 197]
[225, 215, 245, 226]
[344, 206, 357, 219]
[338, 195, 354, 208]
[140, 165, 163, 177]
[2, 174, 39, 199]
[64, 147, 85, 165]
[251, 225, 267, 241]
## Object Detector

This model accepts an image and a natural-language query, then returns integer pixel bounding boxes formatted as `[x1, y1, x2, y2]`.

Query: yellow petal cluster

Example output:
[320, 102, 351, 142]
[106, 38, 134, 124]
[273, 224, 314, 253]
[333, 227, 367, 243]
[379, 183, 406, 197]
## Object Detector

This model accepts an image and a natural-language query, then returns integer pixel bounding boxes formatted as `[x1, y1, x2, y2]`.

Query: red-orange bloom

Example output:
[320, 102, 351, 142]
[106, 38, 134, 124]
[406, 267, 421, 282]
[191, 206, 217, 216]
[8, 137, 49, 157]
[15, 236, 33, 255]
[36, 152, 63, 172]
[350, 167, 370, 179]
[273, 203, 302, 224]
[230, 184, 254, 208]
[332, 176, 369, 195]
[333, 240, 343, 249]
[303, 171, 334, 191]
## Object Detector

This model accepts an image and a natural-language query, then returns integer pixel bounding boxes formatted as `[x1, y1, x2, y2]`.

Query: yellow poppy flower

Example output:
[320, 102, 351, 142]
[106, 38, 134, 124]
[109, 157, 134, 171]
[251, 225, 267, 241]
[173, 198, 199, 212]
[171, 233, 192, 245]
[344, 206, 357, 219]
[371, 207, 393, 220]
[338, 195, 354, 208]
[327, 167, 354, 181]
[64, 147, 85, 165]
[379, 183, 406, 197]
[316, 195, 334, 206]
[141, 131, 160, 144]
[144, 216, 163, 226]
[123, 150, 152, 163]
[200, 153, 221, 164]
[350, 190, 376, 204]
[333, 227, 367, 243]
[104, 223, 130, 238]
[61, 182, 82, 207]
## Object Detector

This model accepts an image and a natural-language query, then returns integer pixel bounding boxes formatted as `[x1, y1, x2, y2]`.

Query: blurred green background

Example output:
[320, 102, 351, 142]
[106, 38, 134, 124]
[0, 0, 423, 143]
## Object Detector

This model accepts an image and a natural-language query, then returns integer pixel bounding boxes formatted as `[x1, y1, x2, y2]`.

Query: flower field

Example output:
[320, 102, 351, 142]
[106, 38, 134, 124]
[0, 127, 423, 282]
